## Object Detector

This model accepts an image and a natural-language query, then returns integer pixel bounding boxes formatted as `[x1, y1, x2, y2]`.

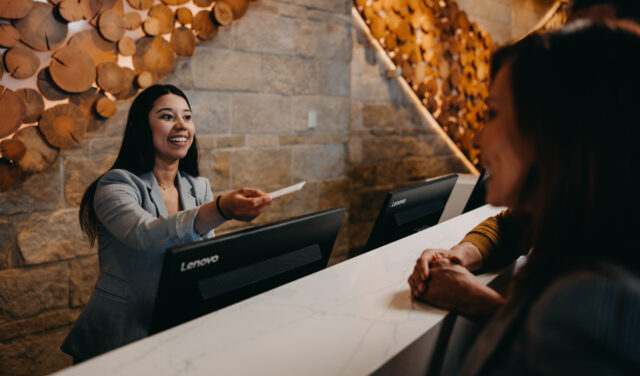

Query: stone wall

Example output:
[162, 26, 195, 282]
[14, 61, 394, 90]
[0, 1, 554, 375]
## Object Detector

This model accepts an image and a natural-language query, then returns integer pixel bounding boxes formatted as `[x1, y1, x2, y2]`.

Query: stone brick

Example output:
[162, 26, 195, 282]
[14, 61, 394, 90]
[158, 56, 194, 89]
[0, 264, 68, 320]
[250, 0, 279, 14]
[199, 150, 231, 191]
[294, 20, 351, 61]
[293, 144, 345, 180]
[64, 156, 116, 207]
[277, 2, 306, 18]
[291, 96, 349, 132]
[0, 308, 80, 342]
[279, 135, 305, 145]
[318, 178, 350, 210]
[256, 180, 319, 225]
[248, 135, 280, 147]
[187, 91, 230, 135]
[69, 255, 98, 308]
[361, 103, 398, 129]
[0, 326, 72, 376]
[351, 74, 398, 103]
[90, 137, 120, 156]
[262, 55, 321, 95]
[0, 164, 62, 215]
[294, 0, 350, 13]
[230, 149, 292, 187]
[14, 209, 93, 265]
[59, 141, 90, 157]
[349, 187, 388, 222]
[350, 101, 363, 132]
[216, 135, 245, 149]
[349, 163, 377, 189]
[320, 61, 350, 97]
[0, 217, 15, 270]
[197, 135, 216, 150]
[232, 93, 292, 133]
[351, 29, 383, 77]
[234, 11, 294, 55]
[193, 49, 261, 91]
[348, 138, 362, 164]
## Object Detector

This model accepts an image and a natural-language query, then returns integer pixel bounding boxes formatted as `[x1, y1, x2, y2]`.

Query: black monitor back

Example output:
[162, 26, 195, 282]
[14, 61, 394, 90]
[150, 207, 345, 334]
[363, 174, 458, 252]
[462, 169, 487, 213]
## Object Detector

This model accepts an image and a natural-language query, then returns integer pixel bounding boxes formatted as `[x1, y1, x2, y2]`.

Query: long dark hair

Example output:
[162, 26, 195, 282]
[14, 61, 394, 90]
[79, 85, 199, 245]
[491, 21, 640, 299]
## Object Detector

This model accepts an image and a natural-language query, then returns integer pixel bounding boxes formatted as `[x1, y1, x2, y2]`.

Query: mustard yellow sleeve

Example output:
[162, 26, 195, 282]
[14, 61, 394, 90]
[461, 209, 529, 269]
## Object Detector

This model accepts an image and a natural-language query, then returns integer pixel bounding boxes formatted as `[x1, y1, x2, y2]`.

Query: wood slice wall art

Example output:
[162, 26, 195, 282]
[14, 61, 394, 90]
[0, 0, 253, 192]
[355, 0, 568, 167]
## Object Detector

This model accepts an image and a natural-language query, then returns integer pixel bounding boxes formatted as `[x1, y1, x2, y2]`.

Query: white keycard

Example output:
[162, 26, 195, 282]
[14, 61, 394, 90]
[269, 181, 306, 199]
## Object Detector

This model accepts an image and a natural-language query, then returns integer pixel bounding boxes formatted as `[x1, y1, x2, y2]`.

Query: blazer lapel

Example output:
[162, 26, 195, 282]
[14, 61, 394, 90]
[140, 171, 169, 217]
[176, 170, 196, 210]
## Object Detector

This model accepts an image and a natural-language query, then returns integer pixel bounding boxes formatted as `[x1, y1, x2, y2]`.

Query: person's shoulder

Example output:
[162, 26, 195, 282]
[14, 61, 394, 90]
[98, 169, 148, 191]
[180, 171, 210, 190]
[527, 265, 640, 353]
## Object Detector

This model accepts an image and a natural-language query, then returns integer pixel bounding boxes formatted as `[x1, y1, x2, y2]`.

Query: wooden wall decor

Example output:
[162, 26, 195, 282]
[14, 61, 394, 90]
[355, 0, 569, 167]
[0, 0, 252, 192]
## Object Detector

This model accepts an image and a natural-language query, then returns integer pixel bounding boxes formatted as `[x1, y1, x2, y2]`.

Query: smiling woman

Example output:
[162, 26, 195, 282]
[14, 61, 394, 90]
[61, 85, 273, 363]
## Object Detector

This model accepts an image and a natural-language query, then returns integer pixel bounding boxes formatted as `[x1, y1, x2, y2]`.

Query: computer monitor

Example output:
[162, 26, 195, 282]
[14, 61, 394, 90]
[363, 174, 458, 252]
[462, 169, 487, 213]
[150, 207, 345, 334]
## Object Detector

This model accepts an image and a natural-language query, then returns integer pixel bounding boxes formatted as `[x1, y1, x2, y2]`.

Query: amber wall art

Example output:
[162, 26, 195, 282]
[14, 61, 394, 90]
[355, 0, 491, 167]
[0, 0, 252, 192]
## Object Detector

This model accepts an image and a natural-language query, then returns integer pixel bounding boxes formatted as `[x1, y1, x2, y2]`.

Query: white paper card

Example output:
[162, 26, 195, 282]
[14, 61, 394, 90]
[269, 181, 306, 199]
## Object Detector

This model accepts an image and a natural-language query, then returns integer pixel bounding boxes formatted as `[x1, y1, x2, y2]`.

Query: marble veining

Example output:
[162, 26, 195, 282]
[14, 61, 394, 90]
[54, 205, 504, 376]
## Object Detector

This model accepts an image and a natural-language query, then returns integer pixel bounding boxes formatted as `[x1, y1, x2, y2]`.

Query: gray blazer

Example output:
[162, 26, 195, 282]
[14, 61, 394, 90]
[61, 169, 216, 362]
[458, 264, 640, 375]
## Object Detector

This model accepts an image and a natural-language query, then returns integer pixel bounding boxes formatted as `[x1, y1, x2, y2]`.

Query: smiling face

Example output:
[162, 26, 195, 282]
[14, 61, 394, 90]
[148, 94, 194, 166]
[477, 62, 534, 208]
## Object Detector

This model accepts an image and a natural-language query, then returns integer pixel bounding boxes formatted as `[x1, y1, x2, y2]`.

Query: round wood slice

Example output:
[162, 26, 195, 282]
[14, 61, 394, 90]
[68, 29, 118, 67]
[224, 0, 248, 19]
[175, 7, 193, 26]
[160, 0, 189, 5]
[15, 88, 44, 124]
[136, 71, 154, 88]
[133, 37, 175, 77]
[37, 67, 70, 100]
[0, 86, 27, 138]
[213, 2, 233, 26]
[192, 10, 218, 41]
[143, 17, 161, 36]
[118, 36, 136, 56]
[3, 46, 40, 79]
[0, 161, 24, 192]
[456, 11, 470, 32]
[126, 0, 153, 11]
[1, 138, 26, 161]
[95, 97, 117, 118]
[170, 27, 196, 56]
[80, 0, 119, 24]
[49, 45, 95, 93]
[124, 11, 142, 30]
[114, 67, 138, 100]
[59, 0, 84, 22]
[370, 15, 385, 40]
[148, 4, 174, 35]
[0, 0, 34, 19]
[98, 9, 125, 42]
[13, 125, 59, 173]
[69, 87, 99, 118]
[39, 103, 87, 148]
[193, 0, 214, 7]
[96, 61, 126, 94]
[13, 2, 68, 51]
[0, 25, 21, 48]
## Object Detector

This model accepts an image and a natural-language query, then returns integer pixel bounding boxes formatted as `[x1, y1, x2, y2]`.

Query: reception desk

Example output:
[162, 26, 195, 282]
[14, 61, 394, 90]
[54, 205, 504, 376]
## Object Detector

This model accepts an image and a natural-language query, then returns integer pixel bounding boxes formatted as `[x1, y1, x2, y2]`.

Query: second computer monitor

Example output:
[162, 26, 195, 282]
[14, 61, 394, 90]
[363, 174, 458, 252]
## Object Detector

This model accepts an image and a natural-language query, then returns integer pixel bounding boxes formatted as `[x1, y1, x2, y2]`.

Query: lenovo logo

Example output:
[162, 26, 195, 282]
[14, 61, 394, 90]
[391, 198, 407, 207]
[180, 255, 220, 272]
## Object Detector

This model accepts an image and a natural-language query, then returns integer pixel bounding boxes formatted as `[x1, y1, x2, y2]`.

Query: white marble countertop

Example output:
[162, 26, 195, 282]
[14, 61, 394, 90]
[54, 205, 504, 376]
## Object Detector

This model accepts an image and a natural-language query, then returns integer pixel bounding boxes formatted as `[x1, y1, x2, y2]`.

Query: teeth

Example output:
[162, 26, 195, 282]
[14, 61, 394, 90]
[169, 137, 187, 142]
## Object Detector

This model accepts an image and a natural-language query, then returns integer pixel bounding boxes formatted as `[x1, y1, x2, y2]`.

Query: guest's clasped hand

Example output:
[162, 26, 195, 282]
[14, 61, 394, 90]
[219, 188, 273, 221]
[408, 242, 506, 322]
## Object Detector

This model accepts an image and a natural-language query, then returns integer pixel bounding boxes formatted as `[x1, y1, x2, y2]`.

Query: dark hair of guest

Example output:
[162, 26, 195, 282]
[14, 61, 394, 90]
[489, 21, 640, 300]
[79, 84, 199, 246]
